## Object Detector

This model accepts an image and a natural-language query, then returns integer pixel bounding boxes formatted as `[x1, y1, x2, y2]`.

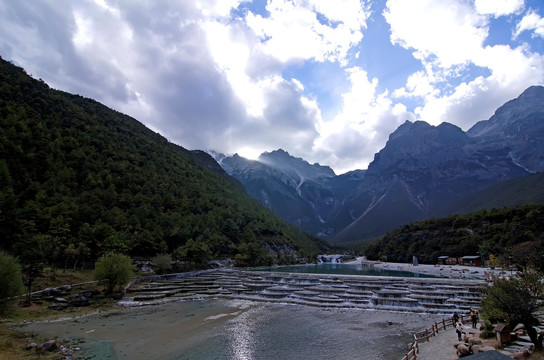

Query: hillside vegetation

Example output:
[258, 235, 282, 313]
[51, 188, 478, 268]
[364, 203, 544, 268]
[0, 57, 328, 270]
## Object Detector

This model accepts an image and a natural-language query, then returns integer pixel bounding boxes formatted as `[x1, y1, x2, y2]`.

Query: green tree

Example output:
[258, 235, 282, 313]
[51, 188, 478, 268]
[152, 254, 172, 275]
[235, 239, 274, 267]
[94, 253, 133, 295]
[481, 272, 544, 350]
[14, 234, 47, 303]
[528, 238, 544, 273]
[178, 238, 212, 268]
[0, 251, 24, 311]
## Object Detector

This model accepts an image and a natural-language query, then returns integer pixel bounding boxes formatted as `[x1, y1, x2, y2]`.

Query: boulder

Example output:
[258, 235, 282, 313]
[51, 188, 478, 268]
[474, 345, 496, 353]
[58, 285, 71, 292]
[38, 340, 58, 352]
[468, 337, 482, 346]
[140, 265, 154, 273]
[509, 349, 529, 359]
[457, 343, 470, 357]
[80, 290, 100, 298]
[68, 295, 92, 307]
[48, 303, 69, 311]
[43, 287, 67, 297]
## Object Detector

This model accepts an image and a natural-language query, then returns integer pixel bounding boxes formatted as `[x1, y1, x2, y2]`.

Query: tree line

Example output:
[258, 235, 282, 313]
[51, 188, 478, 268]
[363, 203, 544, 270]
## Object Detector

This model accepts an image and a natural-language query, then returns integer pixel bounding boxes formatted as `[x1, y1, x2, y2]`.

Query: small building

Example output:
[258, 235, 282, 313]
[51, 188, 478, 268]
[493, 323, 511, 346]
[437, 256, 460, 265]
[462, 255, 482, 267]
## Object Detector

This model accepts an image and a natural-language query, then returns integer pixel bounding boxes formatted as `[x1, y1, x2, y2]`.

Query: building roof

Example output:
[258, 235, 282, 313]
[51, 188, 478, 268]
[462, 256, 481, 260]
[493, 324, 509, 332]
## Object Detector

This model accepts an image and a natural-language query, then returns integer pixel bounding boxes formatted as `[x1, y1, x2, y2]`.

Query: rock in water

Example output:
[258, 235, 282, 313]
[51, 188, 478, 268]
[38, 340, 58, 352]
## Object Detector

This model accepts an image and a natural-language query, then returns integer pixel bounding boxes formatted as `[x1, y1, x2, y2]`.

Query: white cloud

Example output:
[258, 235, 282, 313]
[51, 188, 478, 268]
[386, 0, 544, 131]
[310, 0, 369, 29]
[393, 69, 440, 99]
[202, 20, 266, 116]
[474, 0, 524, 17]
[226, 76, 322, 158]
[313, 67, 412, 173]
[514, 10, 544, 39]
[196, 0, 245, 17]
[384, 0, 488, 69]
[245, 0, 368, 66]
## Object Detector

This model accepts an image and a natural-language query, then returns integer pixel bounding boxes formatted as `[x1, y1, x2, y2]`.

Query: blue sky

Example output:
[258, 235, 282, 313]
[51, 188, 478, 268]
[1, 0, 543, 173]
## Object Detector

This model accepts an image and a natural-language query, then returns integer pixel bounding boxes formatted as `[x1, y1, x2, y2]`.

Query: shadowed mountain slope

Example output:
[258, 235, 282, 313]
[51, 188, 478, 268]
[0, 57, 328, 267]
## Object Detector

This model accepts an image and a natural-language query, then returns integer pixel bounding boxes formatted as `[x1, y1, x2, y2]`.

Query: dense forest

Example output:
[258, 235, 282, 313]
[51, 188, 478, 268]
[364, 203, 544, 269]
[0, 57, 329, 272]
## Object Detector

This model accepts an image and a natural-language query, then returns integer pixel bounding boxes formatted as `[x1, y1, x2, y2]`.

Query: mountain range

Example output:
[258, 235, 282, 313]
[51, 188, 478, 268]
[212, 86, 544, 243]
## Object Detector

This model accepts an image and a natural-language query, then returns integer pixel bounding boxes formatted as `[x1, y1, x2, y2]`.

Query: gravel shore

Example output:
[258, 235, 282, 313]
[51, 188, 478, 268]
[346, 257, 507, 280]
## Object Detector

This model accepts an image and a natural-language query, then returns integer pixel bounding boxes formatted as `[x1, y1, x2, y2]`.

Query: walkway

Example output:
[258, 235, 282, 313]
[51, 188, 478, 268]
[417, 325, 462, 360]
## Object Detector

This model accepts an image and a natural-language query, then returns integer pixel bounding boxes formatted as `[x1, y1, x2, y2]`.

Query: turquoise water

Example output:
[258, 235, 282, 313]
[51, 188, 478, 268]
[18, 299, 443, 359]
[19, 264, 444, 359]
[254, 263, 439, 278]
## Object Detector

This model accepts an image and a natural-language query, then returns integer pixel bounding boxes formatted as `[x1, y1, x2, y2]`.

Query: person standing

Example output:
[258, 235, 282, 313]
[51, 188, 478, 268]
[471, 310, 479, 329]
[456, 322, 463, 341]
[452, 311, 460, 325]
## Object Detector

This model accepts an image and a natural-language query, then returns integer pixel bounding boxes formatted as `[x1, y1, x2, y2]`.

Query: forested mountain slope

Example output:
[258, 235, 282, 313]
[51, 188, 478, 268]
[0, 57, 328, 268]
[364, 203, 544, 266]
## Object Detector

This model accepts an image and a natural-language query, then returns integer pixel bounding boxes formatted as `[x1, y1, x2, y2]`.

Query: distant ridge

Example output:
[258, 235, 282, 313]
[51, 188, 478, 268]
[215, 86, 544, 243]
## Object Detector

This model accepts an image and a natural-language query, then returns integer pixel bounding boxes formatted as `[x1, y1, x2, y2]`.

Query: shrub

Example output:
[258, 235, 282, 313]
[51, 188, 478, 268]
[152, 254, 172, 275]
[480, 320, 495, 339]
[94, 253, 133, 295]
[0, 251, 24, 311]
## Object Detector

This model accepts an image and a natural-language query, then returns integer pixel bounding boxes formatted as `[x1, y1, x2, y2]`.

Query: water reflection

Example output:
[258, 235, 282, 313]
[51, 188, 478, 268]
[228, 308, 257, 360]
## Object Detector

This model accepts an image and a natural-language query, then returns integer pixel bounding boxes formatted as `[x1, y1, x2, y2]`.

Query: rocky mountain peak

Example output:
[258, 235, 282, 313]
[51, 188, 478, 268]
[467, 85, 544, 138]
[388, 120, 430, 141]
[466, 85, 544, 173]
[367, 120, 470, 176]
[258, 148, 336, 179]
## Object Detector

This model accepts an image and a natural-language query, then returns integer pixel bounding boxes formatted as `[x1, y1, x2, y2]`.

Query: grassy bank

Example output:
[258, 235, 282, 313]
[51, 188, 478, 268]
[0, 269, 119, 359]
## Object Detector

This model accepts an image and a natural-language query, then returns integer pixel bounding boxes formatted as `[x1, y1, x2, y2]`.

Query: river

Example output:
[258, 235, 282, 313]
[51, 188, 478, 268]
[17, 298, 443, 359]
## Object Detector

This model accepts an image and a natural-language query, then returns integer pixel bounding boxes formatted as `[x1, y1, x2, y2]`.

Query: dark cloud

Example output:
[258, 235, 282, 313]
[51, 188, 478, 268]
[145, 45, 248, 150]
[1, 1, 137, 105]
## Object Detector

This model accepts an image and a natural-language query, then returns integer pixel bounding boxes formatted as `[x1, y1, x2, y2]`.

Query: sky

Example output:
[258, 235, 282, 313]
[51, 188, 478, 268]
[1, 0, 544, 174]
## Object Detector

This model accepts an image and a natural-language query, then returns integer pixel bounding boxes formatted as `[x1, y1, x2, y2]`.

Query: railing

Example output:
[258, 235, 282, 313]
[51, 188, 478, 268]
[401, 314, 471, 360]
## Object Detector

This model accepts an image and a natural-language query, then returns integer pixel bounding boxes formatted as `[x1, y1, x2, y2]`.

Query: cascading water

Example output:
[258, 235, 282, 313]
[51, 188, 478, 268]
[121, 269, 484, 314]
